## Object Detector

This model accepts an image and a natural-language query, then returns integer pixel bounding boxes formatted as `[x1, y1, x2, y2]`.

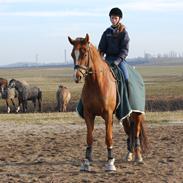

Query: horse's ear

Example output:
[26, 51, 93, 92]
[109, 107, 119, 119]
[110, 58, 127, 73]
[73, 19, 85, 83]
[85, 34, 89, 43]
[68, 36, 75, 45]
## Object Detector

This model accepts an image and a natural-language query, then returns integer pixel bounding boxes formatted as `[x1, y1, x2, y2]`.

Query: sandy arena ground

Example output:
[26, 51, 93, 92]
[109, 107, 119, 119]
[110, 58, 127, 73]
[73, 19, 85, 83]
[0, 120, 182, 183]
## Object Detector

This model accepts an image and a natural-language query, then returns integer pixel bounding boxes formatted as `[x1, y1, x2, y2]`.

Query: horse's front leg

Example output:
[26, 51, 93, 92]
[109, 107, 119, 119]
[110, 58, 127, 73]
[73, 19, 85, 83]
[11, 99, 17, 112]
[104, 112, 116, 171]
[6, 99, 11, 113]
[63, 103, 67, 112]
[22, 100, 27, 113]
[16, 99, 21, 113]
[80, 114, 95, 172]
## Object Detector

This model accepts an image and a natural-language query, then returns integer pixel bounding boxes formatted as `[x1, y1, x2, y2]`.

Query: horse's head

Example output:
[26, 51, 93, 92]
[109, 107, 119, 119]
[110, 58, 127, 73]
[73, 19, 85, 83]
[0, 78, 8, 94]
[8, 79, 16, 89]
[68, 34, 91, 83]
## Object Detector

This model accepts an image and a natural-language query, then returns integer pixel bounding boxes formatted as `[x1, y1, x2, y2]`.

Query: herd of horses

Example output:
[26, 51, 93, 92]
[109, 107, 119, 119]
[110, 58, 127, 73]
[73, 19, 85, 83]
[0, 78, 71, 113]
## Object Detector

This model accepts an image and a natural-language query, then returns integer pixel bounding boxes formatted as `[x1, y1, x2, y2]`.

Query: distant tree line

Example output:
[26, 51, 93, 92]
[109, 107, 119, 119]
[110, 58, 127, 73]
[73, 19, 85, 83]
[127, 51, 183, 66]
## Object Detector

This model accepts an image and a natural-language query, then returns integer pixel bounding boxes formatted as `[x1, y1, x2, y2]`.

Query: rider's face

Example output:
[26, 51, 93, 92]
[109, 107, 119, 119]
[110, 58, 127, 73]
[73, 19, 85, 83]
[110, 15, 120, 26]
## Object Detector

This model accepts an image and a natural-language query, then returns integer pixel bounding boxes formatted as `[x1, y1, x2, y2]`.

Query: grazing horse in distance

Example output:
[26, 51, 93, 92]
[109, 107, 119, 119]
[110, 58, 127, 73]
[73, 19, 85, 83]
[56, 85, 71, 112]
[0, 78, 8, 101]
[68, 34, 148, 171]
[8, 79, 42, 113]
[0, 78, 8, 94]
[0, 78, 18, 113]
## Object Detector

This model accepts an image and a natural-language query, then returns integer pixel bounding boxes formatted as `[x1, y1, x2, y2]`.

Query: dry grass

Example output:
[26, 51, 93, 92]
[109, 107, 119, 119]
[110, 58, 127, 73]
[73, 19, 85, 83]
[0, 110, 182, 124]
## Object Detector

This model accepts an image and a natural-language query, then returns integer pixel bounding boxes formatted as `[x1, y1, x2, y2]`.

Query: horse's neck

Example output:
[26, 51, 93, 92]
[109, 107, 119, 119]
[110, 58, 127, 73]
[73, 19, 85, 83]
[90, 45, 108, 72]
[86, 45, 111, 85]
[16, 81, 24, 91]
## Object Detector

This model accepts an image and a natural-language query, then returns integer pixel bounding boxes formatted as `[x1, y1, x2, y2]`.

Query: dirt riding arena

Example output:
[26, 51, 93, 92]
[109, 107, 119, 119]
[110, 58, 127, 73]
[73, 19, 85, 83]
[0, 118, 182, 183]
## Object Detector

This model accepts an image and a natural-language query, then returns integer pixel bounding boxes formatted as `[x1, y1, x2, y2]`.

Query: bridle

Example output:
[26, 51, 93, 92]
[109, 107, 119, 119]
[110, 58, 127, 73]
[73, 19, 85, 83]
[74, 43, 92, 78]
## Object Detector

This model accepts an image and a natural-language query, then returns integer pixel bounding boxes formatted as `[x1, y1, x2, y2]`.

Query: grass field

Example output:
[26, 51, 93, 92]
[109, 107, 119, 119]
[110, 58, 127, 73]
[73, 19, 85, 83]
[0, 65, 183, 113]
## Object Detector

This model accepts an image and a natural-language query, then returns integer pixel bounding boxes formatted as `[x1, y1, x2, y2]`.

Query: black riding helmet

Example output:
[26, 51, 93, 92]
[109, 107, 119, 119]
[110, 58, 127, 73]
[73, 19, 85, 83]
[109, 7, 123, 18]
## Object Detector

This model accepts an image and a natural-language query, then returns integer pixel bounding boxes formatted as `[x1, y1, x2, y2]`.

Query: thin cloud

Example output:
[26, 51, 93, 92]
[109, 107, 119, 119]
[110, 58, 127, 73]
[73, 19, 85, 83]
[0, 0, 60, 3]
[121, 0, 183, 11]
[0, 11, 103, 17]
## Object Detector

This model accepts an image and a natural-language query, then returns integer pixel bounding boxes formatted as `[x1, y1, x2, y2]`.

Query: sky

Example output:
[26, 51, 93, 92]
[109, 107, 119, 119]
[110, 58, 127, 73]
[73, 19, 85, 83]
[0, 0, 183, 65]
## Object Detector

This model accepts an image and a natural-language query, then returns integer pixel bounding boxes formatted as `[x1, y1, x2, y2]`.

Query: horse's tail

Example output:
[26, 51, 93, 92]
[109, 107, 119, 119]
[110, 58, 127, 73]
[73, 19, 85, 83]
[139, 120, 148, 153]
[38, 89, 42, 112]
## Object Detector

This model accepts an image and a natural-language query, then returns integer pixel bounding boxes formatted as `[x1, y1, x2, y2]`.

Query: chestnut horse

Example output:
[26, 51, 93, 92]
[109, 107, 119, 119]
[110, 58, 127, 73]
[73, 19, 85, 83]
[68, 34, 147, 171]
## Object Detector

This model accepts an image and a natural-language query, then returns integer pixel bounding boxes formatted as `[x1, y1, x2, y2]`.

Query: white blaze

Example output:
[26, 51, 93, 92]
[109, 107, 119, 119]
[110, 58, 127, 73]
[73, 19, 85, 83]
[74, 50, 80, 62]
[73, 50, 80, 81]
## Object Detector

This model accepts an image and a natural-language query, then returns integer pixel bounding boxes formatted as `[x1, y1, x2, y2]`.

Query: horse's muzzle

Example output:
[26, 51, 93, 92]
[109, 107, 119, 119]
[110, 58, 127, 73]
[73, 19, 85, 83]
[73, 70, 83, 83]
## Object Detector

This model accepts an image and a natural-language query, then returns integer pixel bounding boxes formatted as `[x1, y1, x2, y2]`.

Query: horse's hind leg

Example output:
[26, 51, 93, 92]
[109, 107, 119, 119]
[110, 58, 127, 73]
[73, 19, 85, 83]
[6, 99, 11, 113]
[38, 99, 41, 112]
[11, 99, 16, 112]
[122, 118, 133, 161]
[32, 99, 36, 112]
[130, 112, 147, 163]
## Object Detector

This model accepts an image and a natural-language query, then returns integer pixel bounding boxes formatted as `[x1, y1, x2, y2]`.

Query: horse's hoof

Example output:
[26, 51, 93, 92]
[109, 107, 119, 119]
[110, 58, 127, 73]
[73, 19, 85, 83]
[16, 106, 20, 113]
[7, 107, 11, 113]
[134, 150, 144, 164]
[80, 159, 91, 172]
[125, 152, 133, 162]
[105, 158, 116, 172]
[135, 157, 144, 164]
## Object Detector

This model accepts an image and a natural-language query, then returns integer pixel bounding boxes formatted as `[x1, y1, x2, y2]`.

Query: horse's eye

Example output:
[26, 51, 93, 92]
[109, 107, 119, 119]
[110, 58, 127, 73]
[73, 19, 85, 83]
[80, 48, 86, 54]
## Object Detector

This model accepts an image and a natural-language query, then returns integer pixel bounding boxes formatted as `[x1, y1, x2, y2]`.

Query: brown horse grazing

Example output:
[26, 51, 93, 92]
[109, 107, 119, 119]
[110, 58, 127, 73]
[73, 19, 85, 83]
[68, 34, 148, 171]
[0, 78, 8, 99]
[56, 85, 71, 112]
[0, 78, 18, 113]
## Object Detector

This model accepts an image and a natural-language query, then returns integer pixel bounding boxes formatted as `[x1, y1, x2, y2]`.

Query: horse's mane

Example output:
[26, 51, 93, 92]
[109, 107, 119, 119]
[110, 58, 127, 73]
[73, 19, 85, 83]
[13, 79, 29, 87]
[9, 79, 27, 91]
[58, 85, 68, 91]
[89, 43, 110, 70]
[15, 79, 23, 86]
[89, 43, 106, 63]
[19, 80, 29, 86]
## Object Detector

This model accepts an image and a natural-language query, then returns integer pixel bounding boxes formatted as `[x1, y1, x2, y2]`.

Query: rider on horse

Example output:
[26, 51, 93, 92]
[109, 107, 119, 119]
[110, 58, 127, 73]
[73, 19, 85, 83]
[98, 7, 130, 93]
